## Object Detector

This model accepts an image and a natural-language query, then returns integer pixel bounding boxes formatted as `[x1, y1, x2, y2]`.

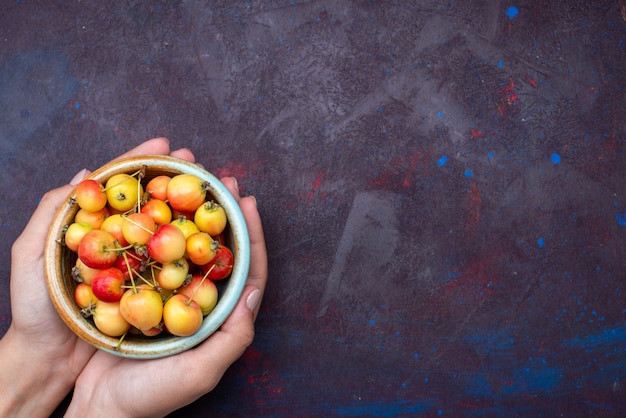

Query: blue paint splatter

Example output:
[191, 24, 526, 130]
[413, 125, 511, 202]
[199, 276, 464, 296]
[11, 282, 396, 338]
[550, 153, 561, 164]
[437, 155, 448, 167]
[464, 169, 473, 177]
[332, 399, 434, 416]
[437, 111, 444, 119]
[537, 237, 545, 248]
[497, 60, 505, 68]
[505, 6, 519, 20]
[506, 367, 561, 394]
[487, 151, 494, 158]
[616, 214, 626, 226]
[561, 326, 626, 350]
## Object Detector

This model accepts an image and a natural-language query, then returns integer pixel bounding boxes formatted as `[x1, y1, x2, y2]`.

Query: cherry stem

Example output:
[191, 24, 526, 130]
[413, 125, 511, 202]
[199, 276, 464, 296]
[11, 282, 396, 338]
[148, 265, 158, 288]
[136, 176, 143, 213]
[101, 169, 144, 193]
[186, 265, 215, 306]
[120, 214, 155, 236]
[145, 260, 161, 269]
[121, 251, 138, 293]
[109, 242, 135, 253]
[116, 331, 128, 349]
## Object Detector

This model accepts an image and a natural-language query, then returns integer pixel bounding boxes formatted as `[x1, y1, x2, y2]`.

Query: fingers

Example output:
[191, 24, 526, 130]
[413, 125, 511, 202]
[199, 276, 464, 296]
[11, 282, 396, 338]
[112, 137, 196, 164]
[177, 185, 267, 392]
[220, 177, 240, 200]
[69, 168, 91, 185]
[220, 176, 267, 317]
[181, 285, 258, 395]
[169, 147, 196, 163]
[239, 196, 267, 318]
[113, 137, 171, 160]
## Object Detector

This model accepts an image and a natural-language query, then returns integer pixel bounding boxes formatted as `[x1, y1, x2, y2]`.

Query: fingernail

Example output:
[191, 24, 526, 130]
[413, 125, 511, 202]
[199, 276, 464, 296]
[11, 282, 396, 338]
[248, 195, 257, 207]
[70, 168, 89, 185]
[230, 176, 238, 189]
[245, 288, 262, 313]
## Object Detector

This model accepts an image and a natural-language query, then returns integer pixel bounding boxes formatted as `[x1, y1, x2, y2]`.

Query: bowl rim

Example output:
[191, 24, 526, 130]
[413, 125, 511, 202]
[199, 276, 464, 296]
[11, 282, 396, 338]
[44, 155, 250, 359]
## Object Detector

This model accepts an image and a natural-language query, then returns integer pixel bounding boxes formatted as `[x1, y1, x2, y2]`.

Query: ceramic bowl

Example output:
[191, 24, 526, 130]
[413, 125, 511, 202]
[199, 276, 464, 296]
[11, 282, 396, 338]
[44, 155, 250, 359]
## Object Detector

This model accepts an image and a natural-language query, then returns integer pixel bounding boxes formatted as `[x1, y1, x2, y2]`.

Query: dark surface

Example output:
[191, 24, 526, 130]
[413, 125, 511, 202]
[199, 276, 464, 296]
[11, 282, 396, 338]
[1, 1, 625, 416]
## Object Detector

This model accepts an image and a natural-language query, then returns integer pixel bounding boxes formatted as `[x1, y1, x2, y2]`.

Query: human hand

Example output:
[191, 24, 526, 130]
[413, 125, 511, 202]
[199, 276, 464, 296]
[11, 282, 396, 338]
[64, 173, 268, 417]
[0, 138, 198, 417]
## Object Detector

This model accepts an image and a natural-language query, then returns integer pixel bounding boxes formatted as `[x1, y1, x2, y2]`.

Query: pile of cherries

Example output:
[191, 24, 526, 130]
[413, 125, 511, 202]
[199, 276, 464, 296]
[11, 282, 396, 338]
[64, 168, 233, 339]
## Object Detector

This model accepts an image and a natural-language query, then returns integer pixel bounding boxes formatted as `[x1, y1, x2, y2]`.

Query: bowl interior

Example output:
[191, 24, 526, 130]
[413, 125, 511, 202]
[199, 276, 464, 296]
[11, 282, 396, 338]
[44, 155, 250, 359]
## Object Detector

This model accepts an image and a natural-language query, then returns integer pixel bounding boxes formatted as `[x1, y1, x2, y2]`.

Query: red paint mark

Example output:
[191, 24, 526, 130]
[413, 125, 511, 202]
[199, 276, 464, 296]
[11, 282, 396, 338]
[301, 170, 325, 203]
[240, 347, 286, 401]
[524, 73, 538, 88]
[212, 160, 262, 195]
[465, 182, 482, 231]
[212, 160, 250, 180]
[438, 256, 495, 302]
[537, 338, 547, 354]
[499, 78, 515, 94]
[402, 150, 421, 187]
[497, 78, 519, 115]
[470, 128, 485, 139]
[369, 148, 435, 189]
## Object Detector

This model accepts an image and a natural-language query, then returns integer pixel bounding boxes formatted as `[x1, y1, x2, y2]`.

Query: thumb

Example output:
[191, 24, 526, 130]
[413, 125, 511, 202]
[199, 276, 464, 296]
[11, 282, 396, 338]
[14, 169, 91, 254]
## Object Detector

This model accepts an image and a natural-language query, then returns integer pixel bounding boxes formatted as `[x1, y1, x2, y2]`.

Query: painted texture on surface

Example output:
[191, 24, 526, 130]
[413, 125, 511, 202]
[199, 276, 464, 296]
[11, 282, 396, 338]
[0, 1, 624, 416]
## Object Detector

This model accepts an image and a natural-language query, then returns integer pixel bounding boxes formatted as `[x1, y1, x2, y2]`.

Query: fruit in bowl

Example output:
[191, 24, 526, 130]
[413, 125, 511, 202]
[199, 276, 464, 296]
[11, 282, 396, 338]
[44, 156, 250, 359]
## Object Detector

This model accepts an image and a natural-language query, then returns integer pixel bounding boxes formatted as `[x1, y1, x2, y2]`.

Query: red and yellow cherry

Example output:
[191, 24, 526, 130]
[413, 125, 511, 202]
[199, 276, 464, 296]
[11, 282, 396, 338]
[119, 287, 164, 331]
[194, 201, 227, 236]
[74, 282, 97, 309]
[91, 267, 125, 303]
[77, 229, 119, 269]
[163, 294, 203, 336]
[73, 258, 101, 285]
[112, 250, 146, 281]
[145, 175, 171, 201]
[64, 221, 93, 252]
[75, 179, 107, 212]
[100, 213, 129, 247]
[136, 325, 164, 337]
[170, 216, 199, 239]
[93, 301, 131, 337]
[121, 212, 156, 246]
[157, 258, 189, 290]
[74, 207, 110, 230]
[199, 244, 234, 280]
[141, 198, 172, 225]
[105, 173, 143, 212]
[186, 231, 217, 265]
[171, 208, 196, 222]
[178, 274, 218, 315]
[146, 223, 186, 264]
[167, 173, 207, 213]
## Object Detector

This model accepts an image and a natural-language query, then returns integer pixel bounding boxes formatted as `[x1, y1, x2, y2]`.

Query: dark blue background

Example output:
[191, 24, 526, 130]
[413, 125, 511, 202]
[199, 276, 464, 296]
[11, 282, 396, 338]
[1, 1, 625, 416]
